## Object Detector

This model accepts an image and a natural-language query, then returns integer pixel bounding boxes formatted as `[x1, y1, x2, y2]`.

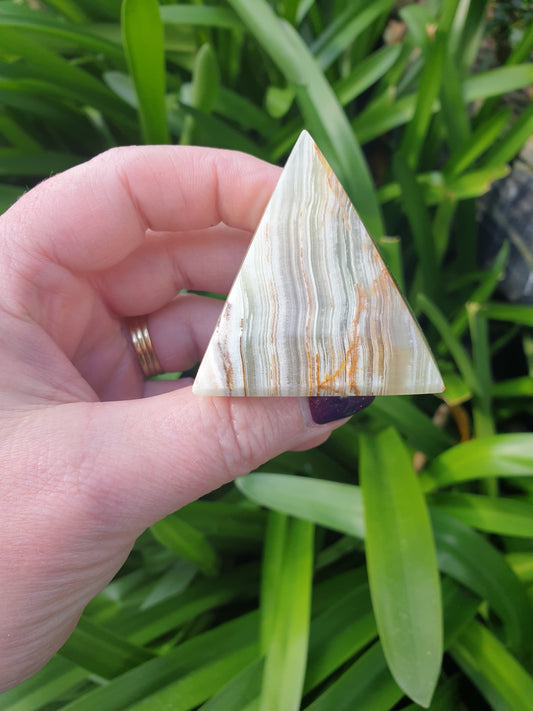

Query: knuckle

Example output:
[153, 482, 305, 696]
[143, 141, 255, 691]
[210, 399, 266, 478]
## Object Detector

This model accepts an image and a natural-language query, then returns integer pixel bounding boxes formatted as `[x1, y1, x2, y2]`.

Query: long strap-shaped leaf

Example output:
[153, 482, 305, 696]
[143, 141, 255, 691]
[451, 619, 533, 711]
[422, 433, 533, 491]
[259, 512, 314, 711]
[122, 0, 169, 144]
[0, 28, 134, 127]
[237, 471, 532, 662]
[304, 576, 479, 711]
[430, 508, 533, 660]
[56, 612, 259, 711]
[360, 427, 442, 707]
[225, 0, 384, 239]
[150, 513, 221, 577]
[200, 575, 377, 711]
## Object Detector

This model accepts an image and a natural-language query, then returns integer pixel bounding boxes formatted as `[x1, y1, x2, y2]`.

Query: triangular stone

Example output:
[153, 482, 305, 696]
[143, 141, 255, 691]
[193, 130, 444, 397]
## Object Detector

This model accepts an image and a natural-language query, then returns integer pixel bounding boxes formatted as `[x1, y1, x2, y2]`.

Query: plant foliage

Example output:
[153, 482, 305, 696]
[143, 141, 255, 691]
[1, 0, 532, 709]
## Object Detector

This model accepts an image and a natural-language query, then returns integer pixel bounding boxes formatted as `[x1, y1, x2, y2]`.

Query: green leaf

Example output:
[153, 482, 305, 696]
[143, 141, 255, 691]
[139, 560, 197, 610]
[260, 511, 287, 653]
[259, 517, 314, 711]
[491, 376, 533, 398]
[0, 107, 41, 150]
[293, 0, 313, 25]
[60, 612, 259, 711]
[0, 3, 124, 63]
[422, 434, 533, 491]
[0, 27, 134, 127]
[507, 20, 533, 65]
[430, 492, 533, 538]
[129, 644, 259, 711]
[378, 165, 508, 206]
[311, 569, 370, 617]
[0, 77, 71, 119]
[451, 619, 533, 711]
[40, 0, 90, 23]
[181, 43, 220, 145]
[440, 371, 471, 406]
[431, 509, 533, 659]
[432, 195, 457, 263]
[444, 108, 511, 176]
[439, 49, 470, 153]
[178, 501, 266, 546]
[311, 0, 395, 69]
[160, 5, 242, 30]
[353, 64, 533, 147]
[198, 659, 264, 711]
[393, 152, 438, 298]
[236, 474, 365, 539]
[238, 473, 533, 661]
[315, 535, 361, 571]
[449, 0, 487, 73]
[0, 657, 87, 711]
[401, 676, 464, 711]
[59, 617, 153, 678]
[468, 302, 495, 438]
[189, 44, 220, 114]
[177, 104, 263, 155]
[483, 102, 533, 167]
[506, 553, 533, 586]
[480, 302, 533, 328]
[353, 90, 415, 145]
[418, 293, 480, 394]
[464, 64, 533, 102]
[400, 29, 447, 169]
[305, 583, 377, 692]
[445, 164, 509, 198]
[400, 4, 435, 52]
[369, 396, 452, 459]
[305, 640, 402, 711]
[334, 44, 402, 106]
[449, 241, 510, 341]
[319, 423, 361, 470]
[150, 513, 220, 577]
[202, 574, 377, 710]
[226, 0, 384, 238]
[215, 87, 278, 137]
[439, 576, 481, 648]
[268, 445, 350, 482]
[122, 0, 169, 143]
[104, 69, 138, 107]
[360, 428, 442, 707]
[305, 575, 479, 711]
[110, 564, 258, 645]
[264, 85, 295, 119]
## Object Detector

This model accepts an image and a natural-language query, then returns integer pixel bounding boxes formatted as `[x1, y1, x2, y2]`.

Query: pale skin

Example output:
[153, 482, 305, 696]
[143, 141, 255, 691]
[0, 146, 348, 691]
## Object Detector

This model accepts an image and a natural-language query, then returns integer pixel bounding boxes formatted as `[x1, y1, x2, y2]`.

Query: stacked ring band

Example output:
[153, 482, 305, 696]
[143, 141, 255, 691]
[127, 316, 164, 379]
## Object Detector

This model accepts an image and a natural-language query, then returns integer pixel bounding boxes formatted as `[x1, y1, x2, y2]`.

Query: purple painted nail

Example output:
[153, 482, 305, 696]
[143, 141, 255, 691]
[309, 396, 375, 425]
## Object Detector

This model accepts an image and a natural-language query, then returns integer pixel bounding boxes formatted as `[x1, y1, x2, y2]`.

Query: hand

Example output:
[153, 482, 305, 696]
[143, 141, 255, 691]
[0, 146, 358, 690]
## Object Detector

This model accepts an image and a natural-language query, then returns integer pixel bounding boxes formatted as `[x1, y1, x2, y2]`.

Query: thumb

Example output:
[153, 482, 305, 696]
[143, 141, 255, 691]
[54, 389, 351, 532]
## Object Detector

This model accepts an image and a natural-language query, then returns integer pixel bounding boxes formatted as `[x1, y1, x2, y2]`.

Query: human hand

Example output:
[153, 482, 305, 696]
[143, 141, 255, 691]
[0, 146, 370, 690]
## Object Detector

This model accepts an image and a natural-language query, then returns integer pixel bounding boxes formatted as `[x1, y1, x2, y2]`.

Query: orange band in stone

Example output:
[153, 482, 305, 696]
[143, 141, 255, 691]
[127, 316, 164, 379]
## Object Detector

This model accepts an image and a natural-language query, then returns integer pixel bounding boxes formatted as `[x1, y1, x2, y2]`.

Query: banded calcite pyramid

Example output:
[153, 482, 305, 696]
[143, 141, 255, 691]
[193, 131, 444, 397]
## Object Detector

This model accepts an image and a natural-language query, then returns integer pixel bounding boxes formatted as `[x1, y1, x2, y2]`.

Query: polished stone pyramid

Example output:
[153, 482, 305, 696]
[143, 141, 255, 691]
[193, 130, 444, 397]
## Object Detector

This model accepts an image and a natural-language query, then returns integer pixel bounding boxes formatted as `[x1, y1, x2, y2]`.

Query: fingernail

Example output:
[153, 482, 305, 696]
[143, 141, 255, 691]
[308, 396, 375, 425]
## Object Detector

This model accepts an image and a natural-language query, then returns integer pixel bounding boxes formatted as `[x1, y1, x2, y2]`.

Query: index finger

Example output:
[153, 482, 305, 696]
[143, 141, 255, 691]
[3, 145, 281, 271]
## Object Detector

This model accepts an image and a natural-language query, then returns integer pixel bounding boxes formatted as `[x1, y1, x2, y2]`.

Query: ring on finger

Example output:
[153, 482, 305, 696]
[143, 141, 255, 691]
[126, 315, 164, 379]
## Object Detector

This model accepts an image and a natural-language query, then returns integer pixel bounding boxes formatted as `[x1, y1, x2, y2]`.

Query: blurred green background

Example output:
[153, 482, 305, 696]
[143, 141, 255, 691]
[1, 1, 533, 709]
